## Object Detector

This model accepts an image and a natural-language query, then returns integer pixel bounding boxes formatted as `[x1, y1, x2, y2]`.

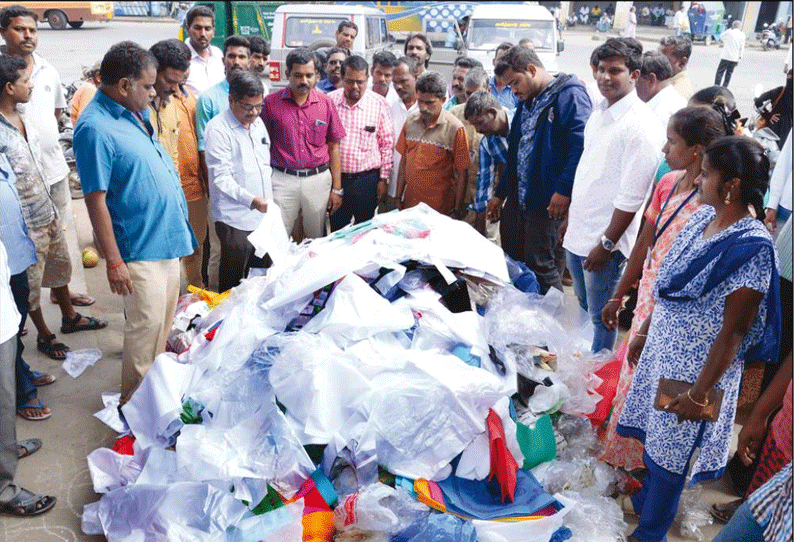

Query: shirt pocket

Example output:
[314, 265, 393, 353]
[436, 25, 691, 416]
[359, 126, 377, 152]
[309, 118, 328, 147]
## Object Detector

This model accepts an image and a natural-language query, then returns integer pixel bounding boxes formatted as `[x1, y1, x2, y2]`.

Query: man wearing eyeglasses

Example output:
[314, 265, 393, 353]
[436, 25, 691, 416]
[204, 71, 273, 291]
[327, 55, 393, 231]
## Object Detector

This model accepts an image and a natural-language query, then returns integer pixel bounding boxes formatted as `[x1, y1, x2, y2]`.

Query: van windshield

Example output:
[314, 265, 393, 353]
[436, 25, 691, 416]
[468, 19, 555, 50]
[285, 16, 349, 47]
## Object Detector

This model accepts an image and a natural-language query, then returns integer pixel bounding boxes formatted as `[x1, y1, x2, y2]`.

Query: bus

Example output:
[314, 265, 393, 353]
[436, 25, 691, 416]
[0, 2, 113, 30]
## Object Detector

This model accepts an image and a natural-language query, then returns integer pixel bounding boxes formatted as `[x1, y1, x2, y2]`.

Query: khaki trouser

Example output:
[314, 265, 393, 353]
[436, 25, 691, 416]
[271, 168, 332, 239]
[121, 259, 180, 404]
[183, 197, 208, 289]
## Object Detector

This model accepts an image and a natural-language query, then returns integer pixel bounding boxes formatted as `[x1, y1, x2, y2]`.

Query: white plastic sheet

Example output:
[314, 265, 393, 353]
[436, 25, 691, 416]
[62, 348, 103, 378]
[93, 392, 126, 433]
[247, 203, 291, 264]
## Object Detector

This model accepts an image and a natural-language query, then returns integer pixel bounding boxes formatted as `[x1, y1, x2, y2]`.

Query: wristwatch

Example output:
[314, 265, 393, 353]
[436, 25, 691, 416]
[331, 188, 344, 196]
[600, 234, 616, 252]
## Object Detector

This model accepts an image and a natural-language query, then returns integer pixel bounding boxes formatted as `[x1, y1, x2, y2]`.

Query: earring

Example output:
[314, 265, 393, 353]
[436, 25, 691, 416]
[724, 192, 731, 205]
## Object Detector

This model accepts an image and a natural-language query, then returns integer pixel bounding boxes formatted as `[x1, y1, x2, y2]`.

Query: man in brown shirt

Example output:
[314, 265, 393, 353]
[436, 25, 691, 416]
[395, 71, 470, 217]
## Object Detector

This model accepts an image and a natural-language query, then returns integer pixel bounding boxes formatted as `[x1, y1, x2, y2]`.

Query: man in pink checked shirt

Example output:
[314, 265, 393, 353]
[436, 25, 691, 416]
[327, 55, 394, 232]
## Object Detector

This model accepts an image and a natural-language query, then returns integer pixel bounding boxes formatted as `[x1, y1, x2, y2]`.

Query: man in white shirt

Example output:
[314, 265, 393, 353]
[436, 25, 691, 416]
[765, 129, 792, 236]
[369, 51, 399, 106]
[183, 5, 225, 96]
[635, 51, 686, 124]
[563, 38, 664, 353]
[204, 71, 273, 291]
[384, 56, 419, 211]
[715, 21, 746, 87]
[673, 6, 689, 36]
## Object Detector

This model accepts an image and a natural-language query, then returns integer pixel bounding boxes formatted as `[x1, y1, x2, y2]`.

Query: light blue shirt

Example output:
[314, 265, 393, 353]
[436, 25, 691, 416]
[205, 109, 273, 232]
[74, 90, 196, 262]
[0, 153, 36, 275]
[196, 78, 230, 151]
[490, 77, 519, 110]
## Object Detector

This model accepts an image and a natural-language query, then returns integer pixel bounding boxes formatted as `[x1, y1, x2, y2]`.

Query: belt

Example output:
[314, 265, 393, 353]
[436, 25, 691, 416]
[341, 168, 379, 178]
[273, 164, 329, 177]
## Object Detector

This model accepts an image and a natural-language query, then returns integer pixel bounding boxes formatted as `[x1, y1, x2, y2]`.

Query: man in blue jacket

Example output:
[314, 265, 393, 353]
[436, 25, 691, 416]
[486, 46, 591, 293]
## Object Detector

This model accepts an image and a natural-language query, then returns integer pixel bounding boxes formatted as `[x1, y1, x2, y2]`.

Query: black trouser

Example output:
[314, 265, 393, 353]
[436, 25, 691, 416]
[329, 168, 380, 232]
[499, 196, 565, 294]
[714, 59, 738, 87]
[215, 221, 270, 292]
[10, 272, 35, 406]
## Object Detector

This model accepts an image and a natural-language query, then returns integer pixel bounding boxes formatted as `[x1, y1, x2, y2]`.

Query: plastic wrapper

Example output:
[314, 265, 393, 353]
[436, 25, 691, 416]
[559, 490, 627, 542]
[333, 483, 429, 535]
[554, 414, 603, 460]
[62, 348, 103, 378]
[675, 485, 713, 541]
[537, 458, 617, 497]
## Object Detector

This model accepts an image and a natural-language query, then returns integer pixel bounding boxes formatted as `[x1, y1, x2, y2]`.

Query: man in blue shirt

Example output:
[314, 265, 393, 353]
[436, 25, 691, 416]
[490, 42, 519, 110]
[486, 46, 591, 294]
[74, 42, 196, 405]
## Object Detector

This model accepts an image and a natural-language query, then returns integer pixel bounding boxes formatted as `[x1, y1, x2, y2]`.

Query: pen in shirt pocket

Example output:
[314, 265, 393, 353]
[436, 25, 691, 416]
[314, 119, 327, 127]
[363, 125, 375, 133]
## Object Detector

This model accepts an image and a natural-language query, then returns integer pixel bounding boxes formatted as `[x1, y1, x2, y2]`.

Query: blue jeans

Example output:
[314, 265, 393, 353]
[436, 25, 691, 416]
[711, 500, 765, 542]
[9, 272, 36, 407]
[566, 250, 625, 352]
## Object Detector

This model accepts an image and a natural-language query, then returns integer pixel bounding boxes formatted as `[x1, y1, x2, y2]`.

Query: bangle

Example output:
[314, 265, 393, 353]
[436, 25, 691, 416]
[686, 388, 709, 408]
[608, 297, 623, 304]
[635, 333, 647, 338]
[107, 260, 124, 271]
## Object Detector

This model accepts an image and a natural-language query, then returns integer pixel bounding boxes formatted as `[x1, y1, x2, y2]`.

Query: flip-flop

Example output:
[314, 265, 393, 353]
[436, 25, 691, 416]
[60, 312, 107, 334]
[50, 292, 95, 307]
[30, 370, 56, 387]
[17, 399, 52, 421]
[0, 487, 56, 516]
[17, 438, 42, 459]
[37, 334, 69, 361]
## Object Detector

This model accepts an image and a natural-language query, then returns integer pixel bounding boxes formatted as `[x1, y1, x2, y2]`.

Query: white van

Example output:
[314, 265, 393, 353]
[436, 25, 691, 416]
[464, 4, 564, 75]
[268, 4, 394, 89]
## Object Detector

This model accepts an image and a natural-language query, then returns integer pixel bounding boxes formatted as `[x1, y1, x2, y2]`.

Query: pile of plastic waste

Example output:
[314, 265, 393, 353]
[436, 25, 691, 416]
[82, 204, 635, 542]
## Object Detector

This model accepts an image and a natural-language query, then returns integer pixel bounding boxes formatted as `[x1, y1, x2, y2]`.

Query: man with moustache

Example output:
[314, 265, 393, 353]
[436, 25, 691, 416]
[328, 55, 393, 231]
[148, 39, 191, 168]
[205, 71, 272, 291]
[395, 71, 470, 217]
[74, 42, 196, 404]
[335, 21, 358, 51]
[317, 47, 347, 93]
[261, 48, 345, 239]
[486, 45, 591, 294]
[183, 4, 224, 96]
[444, 56, 482, 110]
[248, 36, 270, 89]
[369, 50, 398, 106]
[195, 35, 249, 291]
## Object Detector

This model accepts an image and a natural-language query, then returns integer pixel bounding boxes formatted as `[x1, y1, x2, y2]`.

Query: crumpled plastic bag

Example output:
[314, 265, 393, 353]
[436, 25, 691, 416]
[536, 458, 617, 497]
[333, 483, 429, 535]
[457, 397, 525, 481]
[62, 348, 102, 378]
[93, 392, 126, 433]
[676, 485, 713, 541]
[554, 414, 603, 461]
[559, 490, 627, 542]
[471, 493, 575, 542]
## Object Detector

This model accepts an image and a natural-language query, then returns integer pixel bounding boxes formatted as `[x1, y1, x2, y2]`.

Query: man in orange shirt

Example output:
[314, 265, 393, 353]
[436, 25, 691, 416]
[395, 71, 470, 217]
[69, 61, 100, 126]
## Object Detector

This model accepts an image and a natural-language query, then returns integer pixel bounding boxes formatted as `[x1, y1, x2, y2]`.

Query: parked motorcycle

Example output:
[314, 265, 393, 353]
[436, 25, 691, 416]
[757, 23, 781, 51]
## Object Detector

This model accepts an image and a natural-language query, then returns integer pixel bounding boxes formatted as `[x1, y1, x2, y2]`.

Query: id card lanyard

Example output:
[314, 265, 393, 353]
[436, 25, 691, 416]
[646, 175, 698, 269]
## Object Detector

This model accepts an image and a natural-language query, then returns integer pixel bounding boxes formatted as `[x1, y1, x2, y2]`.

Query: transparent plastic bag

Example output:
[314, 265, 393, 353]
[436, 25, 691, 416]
[333, 483, 429, 535]
[393, 513, 478, 542]
[560, 490, 627, 542]
[676, 485, 713, 541]
[554, 414, 603, 460]
[539, 458, 617, 497]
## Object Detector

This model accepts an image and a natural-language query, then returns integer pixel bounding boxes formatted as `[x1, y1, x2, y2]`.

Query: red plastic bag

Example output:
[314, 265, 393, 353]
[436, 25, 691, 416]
[487, 409, 518, 503]
[587, 340, 626, 427]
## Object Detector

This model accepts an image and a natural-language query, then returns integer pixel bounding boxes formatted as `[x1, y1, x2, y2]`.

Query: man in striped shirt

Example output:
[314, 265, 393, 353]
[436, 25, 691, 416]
[465, 91, 512, 235]
[328, 55, 393, 231]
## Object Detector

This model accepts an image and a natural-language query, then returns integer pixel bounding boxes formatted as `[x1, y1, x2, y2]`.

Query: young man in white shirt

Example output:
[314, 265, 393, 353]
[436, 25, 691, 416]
[204, 71, 273, 291]
[183, 4, 225, 96]
[385, 56, 419, 211]
[715, 20, 746, 87]
[635, 51, 686, 124]
[562, 38, 665, 353]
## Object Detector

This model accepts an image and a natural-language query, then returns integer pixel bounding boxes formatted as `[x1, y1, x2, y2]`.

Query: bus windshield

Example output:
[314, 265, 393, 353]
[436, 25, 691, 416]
[285, 16, 348, 47]
[467, 19, 555, 51]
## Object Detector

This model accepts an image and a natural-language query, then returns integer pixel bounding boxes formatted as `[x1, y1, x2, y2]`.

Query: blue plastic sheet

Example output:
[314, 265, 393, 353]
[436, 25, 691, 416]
[392, 513, 477, 542]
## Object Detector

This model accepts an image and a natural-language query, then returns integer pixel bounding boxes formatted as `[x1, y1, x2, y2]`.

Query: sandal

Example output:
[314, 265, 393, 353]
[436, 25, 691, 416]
[17, 438, 42, 459]
[0, 487, 56, 516]
[51, 291, 95, 307]
[30, 370, 56, 387]
[17, 399, 52, 421]
[37, 334, 69, 361]
[711, 499, 743, 523]
[60, 312, 107, 334]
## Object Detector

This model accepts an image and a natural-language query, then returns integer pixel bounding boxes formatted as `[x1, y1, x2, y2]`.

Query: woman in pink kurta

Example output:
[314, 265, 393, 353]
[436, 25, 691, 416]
[599, 106, 730, 471]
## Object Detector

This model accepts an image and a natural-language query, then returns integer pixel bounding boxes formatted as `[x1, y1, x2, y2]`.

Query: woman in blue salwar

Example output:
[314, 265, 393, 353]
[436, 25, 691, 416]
[616, 136, 781, 542]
